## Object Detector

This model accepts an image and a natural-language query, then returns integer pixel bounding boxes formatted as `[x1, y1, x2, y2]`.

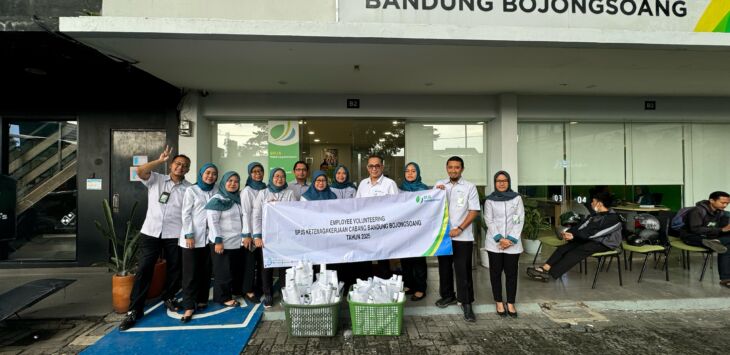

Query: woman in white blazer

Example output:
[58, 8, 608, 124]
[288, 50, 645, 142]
[484, 170, 524, 318]
[179, 163, 218, 322]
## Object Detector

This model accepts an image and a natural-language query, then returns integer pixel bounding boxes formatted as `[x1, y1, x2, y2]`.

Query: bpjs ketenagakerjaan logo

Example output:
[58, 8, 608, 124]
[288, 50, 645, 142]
[415, 195, 440, 204]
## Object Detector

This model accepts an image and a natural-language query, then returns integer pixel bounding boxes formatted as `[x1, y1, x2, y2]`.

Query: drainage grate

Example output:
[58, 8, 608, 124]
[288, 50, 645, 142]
[539, 302, 608, 324]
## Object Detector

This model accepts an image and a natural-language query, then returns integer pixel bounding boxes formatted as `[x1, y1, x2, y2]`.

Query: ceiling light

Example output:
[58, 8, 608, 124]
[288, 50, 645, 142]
[313, 138, 321, 142]
[298, 120, 304, 125]
[379, 138, 386, 142]
[392, 120, 399, 125]
[476, 121, 485, 125]
[308, 131, 315, 135]
[384, 131, 392, 135]
[570, 121, 579, 125]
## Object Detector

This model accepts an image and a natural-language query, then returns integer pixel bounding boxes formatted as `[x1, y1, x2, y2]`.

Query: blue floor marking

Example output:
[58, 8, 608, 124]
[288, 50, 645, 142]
[82, 289, 263, 355]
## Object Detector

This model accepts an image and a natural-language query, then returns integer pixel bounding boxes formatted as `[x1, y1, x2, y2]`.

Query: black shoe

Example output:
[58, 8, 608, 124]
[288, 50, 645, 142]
[410, 292, 426, 302]
[507, 303, 518, 318]
[222, 299, 240, 308]
[435, 296, 457, 308]
[527, 267, 551, 282]
[244, 293, 260, 304]
[163, 298, 181, 312]
[196, 303, 208, 310]
[262, 294, 273, 309]
[119, 310, 138, 331]
[702, 239, 728, 254]
[496, 303, 507, 317]
[462, 303, 476, 322]
[181, 313, 193, 323]
[404, 288, 415, 295]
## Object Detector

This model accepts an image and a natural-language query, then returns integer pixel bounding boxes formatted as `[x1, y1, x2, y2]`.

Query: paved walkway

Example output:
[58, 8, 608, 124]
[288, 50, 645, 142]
[243, 309, 730, 355]
[1, 247, 729, 354]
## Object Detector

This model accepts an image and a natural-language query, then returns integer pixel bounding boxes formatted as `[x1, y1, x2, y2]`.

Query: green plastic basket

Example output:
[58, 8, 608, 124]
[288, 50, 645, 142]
[282, 290, 343, 337]
[348, 287, 405, 336]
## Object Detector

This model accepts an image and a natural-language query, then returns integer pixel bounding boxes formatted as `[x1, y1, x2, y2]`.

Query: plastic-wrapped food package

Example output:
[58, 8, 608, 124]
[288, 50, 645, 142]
[349, 275, 405, 304]
[282, 261, 343, 305]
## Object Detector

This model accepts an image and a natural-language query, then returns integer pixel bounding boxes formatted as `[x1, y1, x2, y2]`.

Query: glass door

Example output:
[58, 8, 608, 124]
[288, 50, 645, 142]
[3, 120, 78, 261]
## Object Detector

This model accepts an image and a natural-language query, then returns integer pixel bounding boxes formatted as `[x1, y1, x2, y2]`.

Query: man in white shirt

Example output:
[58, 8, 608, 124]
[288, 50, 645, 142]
[288, 160, 309, 200]
[120, 146, 192, 331]
[355, 155, 399, 198]
[355, 155, 399, 277]
[433, 156, 480, 322]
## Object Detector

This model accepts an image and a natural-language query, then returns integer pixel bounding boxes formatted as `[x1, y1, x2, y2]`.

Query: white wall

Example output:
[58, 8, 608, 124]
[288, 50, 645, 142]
[103, 0, 336, 21]
[202, 93, 497, 119]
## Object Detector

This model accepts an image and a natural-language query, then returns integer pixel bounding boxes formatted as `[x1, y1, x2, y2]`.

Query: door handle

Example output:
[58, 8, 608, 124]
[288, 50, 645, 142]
[112, 193, 120, 213]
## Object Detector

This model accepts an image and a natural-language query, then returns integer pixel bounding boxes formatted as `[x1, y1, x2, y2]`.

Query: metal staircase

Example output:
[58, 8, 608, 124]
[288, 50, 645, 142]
[9, 122, 77, 216]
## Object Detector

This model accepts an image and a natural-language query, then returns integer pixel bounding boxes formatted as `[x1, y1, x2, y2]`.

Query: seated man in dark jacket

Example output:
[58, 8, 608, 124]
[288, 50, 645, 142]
[527, 191, 622, 281]
[680, 191, 730, 287]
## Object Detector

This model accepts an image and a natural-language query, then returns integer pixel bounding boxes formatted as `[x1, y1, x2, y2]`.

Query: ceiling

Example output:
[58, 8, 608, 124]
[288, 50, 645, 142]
[68, 36, 730, 96]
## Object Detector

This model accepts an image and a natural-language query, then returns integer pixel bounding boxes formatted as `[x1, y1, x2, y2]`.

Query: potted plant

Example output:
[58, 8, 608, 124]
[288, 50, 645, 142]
[95, 199, 141, 313]
[521, 202, 552, 255]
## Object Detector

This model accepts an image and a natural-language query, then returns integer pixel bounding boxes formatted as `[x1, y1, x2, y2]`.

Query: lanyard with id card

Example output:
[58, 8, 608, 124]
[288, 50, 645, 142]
[159, 192, 171, 204]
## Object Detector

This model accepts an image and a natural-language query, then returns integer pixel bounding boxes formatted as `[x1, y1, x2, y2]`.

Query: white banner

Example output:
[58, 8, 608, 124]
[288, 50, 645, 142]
[340, 0, 730, 34]
[261, 189, 453, 268]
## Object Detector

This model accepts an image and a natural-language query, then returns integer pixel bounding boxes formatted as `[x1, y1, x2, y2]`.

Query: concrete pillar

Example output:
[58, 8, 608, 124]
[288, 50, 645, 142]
[487, 94, 519, 194]
[178, 92, 211, 178]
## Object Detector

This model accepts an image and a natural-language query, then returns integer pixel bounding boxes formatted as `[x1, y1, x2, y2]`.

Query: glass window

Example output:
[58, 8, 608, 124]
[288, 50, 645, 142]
[212, 122, 269, 178]
[566, 123, 625, 185]
[688, 123, 730, 204]
[3, 121, 77, 262]
[518, 123, 564, 185]
[405, 123, 487, 186]
[627, 123, 683, 185]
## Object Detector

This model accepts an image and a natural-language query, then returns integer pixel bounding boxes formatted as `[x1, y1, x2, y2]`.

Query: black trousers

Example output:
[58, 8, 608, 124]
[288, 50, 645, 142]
[230, 248, 244, 296]
[437, 240, 474, 304]
[181, 246, 210, 310]
[546, 239, 609, 278]
[401, 257, 428, 293]
[210, 245, 235, 304]
[129, 234, 182, 314]
[487, 251, 520, 304]
[242, 247, 258, 296]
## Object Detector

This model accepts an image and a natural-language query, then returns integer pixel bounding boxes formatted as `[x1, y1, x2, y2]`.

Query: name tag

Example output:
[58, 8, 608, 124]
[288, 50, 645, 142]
[159, 192, 170, 204]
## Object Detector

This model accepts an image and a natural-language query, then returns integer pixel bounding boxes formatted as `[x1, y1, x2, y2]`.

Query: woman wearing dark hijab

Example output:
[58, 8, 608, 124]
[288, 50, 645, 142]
[330, 164, 357, 199]
[399, 162, 429, 301]
[252, 167, 295, 308]
[179, 163, 218, 322]
[205, 171, 247, 309]
[483, 170, 524, 317]
[301, 170, 338, 201]
[238, 162, 266, 304]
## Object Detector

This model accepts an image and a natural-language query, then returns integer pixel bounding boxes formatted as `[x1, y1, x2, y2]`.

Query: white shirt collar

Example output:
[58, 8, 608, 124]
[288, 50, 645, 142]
[366, 174, 385, 186]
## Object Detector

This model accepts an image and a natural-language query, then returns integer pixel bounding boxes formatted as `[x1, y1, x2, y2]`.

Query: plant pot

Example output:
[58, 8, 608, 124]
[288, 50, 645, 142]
[146, 258, 167, 299]
[523, 239, 541, 255]
[112, 274, 135, 314]
[479, 248, 490, 268]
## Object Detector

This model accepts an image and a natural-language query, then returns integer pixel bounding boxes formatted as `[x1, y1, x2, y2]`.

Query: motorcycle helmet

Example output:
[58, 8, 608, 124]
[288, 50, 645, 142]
[635, 214, 660, 231]
[560, 211, 582, 226]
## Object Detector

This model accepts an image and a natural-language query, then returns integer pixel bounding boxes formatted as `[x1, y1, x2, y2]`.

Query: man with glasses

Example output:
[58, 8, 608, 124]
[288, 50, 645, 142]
[356, 155, 399, 277]
[288, 161, 309, 200]
[433, 156, 480, 322]
[120, 145, 192, 330]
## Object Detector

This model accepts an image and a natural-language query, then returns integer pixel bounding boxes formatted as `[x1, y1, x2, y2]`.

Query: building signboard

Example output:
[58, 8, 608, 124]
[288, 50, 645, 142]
[340, 0, 730, 33]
